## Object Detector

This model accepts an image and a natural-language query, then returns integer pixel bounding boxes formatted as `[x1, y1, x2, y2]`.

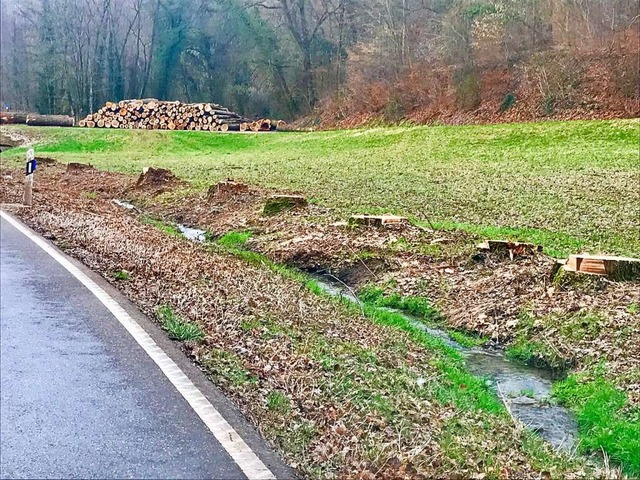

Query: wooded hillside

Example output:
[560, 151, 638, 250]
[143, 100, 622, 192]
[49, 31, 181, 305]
[0, 0, 637, 126]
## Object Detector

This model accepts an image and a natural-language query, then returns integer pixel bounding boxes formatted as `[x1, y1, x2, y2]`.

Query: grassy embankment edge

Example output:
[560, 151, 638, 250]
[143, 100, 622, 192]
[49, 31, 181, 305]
[215, 230, 639, 477]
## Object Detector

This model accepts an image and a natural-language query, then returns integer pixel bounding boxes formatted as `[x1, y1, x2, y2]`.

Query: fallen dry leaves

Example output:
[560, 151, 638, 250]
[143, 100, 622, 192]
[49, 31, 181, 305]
[0, 166, 627, 478]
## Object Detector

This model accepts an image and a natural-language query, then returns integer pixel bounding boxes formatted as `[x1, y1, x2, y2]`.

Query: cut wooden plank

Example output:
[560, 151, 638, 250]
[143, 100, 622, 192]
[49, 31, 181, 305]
[563, 254, 640, 281]
[349, 215, 407, 227]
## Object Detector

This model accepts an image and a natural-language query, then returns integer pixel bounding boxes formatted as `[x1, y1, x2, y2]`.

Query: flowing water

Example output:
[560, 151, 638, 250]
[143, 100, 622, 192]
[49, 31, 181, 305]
[308, 272, 578, 453]
[176, 224, 207, 243]
[113, 200, 207, 243]
[112, 198, 578, 452]
[112, 199, 136, 210]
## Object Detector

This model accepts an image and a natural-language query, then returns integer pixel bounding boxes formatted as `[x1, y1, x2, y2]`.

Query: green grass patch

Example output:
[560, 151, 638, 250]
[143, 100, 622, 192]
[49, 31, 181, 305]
[156, 305, 205, 341]
[358, 285, 488, 348]
[81, 191, 98, 199]
[505, 340, 566, 370]
[216, 231, 253, 248]
[507, 310, 605, 370]
[359, 285, 441, 320]
[112, 270, 129, 281]
[267, 390, 291, 413]
[200, 348, 255, 387]
[3, 119, 639, 256]
[553, 368, 640, 477]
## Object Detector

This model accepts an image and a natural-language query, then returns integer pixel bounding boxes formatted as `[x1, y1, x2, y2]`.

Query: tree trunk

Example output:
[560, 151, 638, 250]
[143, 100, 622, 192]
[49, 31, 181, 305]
[25, 114, 75, 127]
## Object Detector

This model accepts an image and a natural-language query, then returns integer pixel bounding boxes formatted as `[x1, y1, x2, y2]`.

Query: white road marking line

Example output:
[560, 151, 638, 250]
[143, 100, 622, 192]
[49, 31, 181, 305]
[0, 211, 276, 480]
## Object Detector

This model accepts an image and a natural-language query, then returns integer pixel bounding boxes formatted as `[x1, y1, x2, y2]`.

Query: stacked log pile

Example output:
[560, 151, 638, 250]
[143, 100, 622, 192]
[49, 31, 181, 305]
[79, 99, 277, 132]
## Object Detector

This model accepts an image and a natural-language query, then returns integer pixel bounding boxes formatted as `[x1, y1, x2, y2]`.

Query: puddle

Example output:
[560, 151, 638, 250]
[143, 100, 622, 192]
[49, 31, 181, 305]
[309, 272, 578, 452]
[177, 224, 207, 243]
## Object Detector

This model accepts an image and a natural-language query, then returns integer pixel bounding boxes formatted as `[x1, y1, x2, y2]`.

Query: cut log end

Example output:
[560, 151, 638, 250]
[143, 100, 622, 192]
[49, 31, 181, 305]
[561, 254, 640, 281]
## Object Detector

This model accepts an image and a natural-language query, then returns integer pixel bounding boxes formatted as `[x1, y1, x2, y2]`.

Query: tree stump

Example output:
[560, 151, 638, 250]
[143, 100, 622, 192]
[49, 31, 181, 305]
[348, 215, 407, 228]
[263, 195, 308, 216]
[35, 157, 57, 166]
[207, 179, 249, 201]
[66, 163, 95, 173]
[562, 254, 640, 281]
[135, 167, 177, 188]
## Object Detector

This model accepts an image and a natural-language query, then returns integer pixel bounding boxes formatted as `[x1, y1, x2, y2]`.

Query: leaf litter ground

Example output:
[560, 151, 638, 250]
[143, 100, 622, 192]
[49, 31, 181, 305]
[1, 163, 635, 478]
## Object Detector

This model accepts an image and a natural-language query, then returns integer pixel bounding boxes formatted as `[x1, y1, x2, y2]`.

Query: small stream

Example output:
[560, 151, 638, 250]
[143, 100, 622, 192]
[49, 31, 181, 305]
[113, 200, 208, 242]
[112, 198, 578, 452]
[177, 224, 207, 243]
[307, 272, 578, 453]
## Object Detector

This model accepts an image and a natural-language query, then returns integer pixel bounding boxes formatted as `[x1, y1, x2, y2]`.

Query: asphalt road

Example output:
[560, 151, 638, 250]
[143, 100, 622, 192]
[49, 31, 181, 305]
[0, 215, 284, 479]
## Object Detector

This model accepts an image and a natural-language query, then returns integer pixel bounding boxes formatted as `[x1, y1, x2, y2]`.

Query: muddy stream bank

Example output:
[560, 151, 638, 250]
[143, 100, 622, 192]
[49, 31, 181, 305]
[306, 271, 578, 453]
[113, 199, 579, 454]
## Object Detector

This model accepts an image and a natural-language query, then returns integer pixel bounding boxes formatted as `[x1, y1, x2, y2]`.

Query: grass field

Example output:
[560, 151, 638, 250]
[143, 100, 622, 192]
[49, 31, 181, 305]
[2, 119, 639, 256]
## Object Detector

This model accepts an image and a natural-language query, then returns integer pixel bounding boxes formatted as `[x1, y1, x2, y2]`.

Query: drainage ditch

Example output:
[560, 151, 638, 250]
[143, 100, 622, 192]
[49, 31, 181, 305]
[113, 198, 579, 453]
[308, 271, 578, 453]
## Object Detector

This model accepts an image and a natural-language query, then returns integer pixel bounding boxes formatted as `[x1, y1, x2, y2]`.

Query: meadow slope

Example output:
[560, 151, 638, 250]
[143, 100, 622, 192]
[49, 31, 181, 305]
[2, 119, 639, 256]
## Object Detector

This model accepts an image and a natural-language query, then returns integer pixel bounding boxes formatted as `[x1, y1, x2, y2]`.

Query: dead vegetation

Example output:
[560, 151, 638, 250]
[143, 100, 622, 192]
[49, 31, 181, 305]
[1, 165, 637, 477]
[0, 164, 612, 479]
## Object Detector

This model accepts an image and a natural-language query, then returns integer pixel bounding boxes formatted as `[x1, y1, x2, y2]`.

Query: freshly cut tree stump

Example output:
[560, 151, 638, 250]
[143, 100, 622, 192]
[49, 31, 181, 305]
[349, 215, 407, 227]
[35, 157, 57, 166]
[66, 162, 95, 173]
[135, 167, 178, 188]
[477, 240, 543, 257]
[207, 180, 249, 200]
[562, 254, 640, 281]
[263, 195, 308, 215]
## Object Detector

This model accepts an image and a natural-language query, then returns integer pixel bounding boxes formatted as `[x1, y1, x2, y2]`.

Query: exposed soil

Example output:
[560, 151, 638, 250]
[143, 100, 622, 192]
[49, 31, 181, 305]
[0, 165, 635, 478]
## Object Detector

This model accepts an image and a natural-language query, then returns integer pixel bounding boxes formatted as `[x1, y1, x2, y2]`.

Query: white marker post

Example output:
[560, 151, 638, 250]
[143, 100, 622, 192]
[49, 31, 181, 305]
[24, 148, 36, 207]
